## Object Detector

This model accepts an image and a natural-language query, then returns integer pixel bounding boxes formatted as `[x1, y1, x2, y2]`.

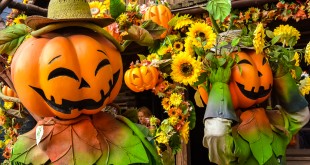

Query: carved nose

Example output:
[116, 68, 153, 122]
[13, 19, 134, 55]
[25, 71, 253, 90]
[79, 78, 90, 89]
[258, 71, 262, 77]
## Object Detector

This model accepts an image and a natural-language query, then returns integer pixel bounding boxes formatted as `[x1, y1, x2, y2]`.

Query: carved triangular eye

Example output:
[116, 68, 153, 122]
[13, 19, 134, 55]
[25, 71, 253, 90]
[133, 74, 139, 79]
[151, 12, 156, 17]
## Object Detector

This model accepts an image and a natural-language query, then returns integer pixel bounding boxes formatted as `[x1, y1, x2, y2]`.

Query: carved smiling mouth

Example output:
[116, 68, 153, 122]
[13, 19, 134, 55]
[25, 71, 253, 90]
[236, 82, 272, 100]
[29, 70, 120, 114]
[30, 86, 110, 114]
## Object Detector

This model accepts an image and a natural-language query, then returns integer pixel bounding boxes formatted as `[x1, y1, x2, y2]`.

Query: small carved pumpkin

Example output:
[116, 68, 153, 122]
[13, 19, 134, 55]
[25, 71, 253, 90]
[198, 50, 273, 110]
[229, 50, 273, 109]
[143, 4, 173, 39]
[124, 65, 159, 92]
[11, 30, 123, 119]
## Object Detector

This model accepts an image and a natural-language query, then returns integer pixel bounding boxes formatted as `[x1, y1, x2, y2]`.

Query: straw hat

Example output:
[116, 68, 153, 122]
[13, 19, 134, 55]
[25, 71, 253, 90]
[26, 0, 114, 30]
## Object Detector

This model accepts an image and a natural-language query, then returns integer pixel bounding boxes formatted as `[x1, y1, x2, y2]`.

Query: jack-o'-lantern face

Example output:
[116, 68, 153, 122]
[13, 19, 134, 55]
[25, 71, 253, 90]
[11, 31, 123, 119]
[124, 66, 159, 92]
[229, 50, 273, 109]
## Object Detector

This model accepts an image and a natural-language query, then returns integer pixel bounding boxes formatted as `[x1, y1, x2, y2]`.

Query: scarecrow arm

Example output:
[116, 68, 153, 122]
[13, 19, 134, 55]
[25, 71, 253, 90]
[203, 117, 236, 164]
[273, 72, 308, 113]
[202, 63, 238, 164]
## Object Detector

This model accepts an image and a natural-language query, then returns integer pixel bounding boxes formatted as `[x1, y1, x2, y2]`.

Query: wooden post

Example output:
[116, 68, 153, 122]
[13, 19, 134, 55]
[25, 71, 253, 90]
[176, 141, 190, 165]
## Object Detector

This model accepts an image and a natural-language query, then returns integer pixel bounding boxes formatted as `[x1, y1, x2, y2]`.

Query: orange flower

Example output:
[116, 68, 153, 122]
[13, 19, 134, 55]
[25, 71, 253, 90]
[168, 107, 182, 117]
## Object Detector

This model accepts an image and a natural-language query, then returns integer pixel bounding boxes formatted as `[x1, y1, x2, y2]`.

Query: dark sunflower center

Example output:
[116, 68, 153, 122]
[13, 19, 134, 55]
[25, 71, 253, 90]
[198, 32, 205, 38]
[181, 63, 193, 76]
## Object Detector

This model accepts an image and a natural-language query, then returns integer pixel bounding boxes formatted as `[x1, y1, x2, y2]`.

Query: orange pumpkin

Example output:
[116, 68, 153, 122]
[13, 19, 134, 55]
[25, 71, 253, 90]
[143, 4, 173, 39]
[229, 50, 273, 109]
[2, 85, 17, 98]
[199, 50, 273, 110]
[11, 30, 123, 119]
[124, 65, 159, 92]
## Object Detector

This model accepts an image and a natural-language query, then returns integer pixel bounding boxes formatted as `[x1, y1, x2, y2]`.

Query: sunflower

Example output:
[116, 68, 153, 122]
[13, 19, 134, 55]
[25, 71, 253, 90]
[23, 0, 28, 4]
[299, 77, 310, 96]
[168, 116, 179, 126]
[88, 1, 108, 18]
[173, 41, 184, 52]
[305, 42, 310, 65]
[155, 132, 169, 144]
[184, 37, 195, 56]
[169, 93, 183, 106]
[186, 22, 216, 51]
[168, 107, 182, 117]
[273, 25, 300, 46]
[253, 23, 265, 54]
[174, 19, 194, 30]
[180, 121, 190, 143]
[13, 14, 27, 24]
[171, 52, 202, 85]
[162, 97, 170, 111]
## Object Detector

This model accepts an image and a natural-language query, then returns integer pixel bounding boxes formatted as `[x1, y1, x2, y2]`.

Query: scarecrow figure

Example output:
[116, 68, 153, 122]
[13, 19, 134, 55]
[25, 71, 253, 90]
[8, 0, 161, 164]
[202, 49, 310, 164]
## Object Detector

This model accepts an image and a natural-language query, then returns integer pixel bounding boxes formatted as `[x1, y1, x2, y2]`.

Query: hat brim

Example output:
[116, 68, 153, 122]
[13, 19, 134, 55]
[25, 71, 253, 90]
[26, 16, 115, 30]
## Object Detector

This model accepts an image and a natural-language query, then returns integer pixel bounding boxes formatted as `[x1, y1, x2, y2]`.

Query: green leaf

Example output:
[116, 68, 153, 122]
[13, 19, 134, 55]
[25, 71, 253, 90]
[192, 72, 208, 87]
[249, 134, 273, 165]
[206, 0, 231, 22]
[231, 37, 240, 47]
[169, 133, 181, 154]
[217, 57, 226, 66]
[219, 41, 228, 48]
[110, 0, 126, 19]
[137, 54, 146, 61]
[188, 101, 196, 130]
[0, 24, 30, 56]
[271, 132, 289, 158]
[271, 35, 281, 45]
[288, 36, 297, 47]
[265, 30, 274, 39]
[142, 20, 166, 40]
[293, 66, 303, 80]
[168, 13, 180, 27]
[159, 60, 172, 75]
[232, 131, 251, 165]
[205, 52, 214, 60]
[122, 24, 154, 46]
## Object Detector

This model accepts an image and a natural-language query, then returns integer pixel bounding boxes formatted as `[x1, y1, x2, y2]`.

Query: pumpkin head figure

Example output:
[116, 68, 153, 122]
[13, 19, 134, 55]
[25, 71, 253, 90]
[143, 4, 173, 39]
[11, 29, 123, 119]
[229, 50, 273, 109]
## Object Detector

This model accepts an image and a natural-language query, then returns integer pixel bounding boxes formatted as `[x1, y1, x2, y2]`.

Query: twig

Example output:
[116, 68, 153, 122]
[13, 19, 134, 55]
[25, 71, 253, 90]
[8, 1, 47, 16]
[0, 0, 47, 17]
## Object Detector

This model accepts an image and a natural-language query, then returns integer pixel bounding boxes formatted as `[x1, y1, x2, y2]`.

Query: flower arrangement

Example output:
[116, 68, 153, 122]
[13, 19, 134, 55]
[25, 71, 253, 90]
[127, 0, 310, 158]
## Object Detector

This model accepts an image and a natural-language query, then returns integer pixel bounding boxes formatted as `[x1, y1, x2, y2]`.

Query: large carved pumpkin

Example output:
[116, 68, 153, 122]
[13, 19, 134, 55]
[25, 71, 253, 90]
[199, 50, 273, 110]
[143, 4, 173, 39]
[11, 30, 123, 119]
[124, 65, 159, 92]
